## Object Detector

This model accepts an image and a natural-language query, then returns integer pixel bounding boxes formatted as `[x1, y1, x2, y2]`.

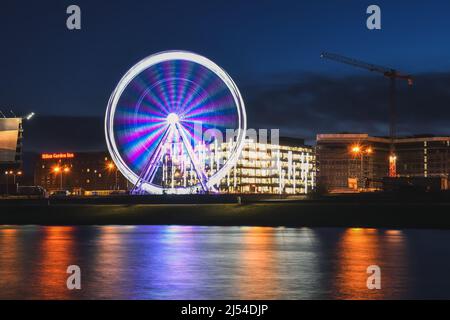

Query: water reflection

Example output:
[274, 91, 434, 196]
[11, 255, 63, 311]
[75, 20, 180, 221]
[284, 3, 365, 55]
[0, 225, 443, 299]
[84, 226, 132, 299]
[333, 228, 408, 299]
[275, 228, 322, 299]
[140, 225, 203, 299]
[236, 227, 280, 299]
[0, 228, 21, 295]
[35, 227, 77, 299]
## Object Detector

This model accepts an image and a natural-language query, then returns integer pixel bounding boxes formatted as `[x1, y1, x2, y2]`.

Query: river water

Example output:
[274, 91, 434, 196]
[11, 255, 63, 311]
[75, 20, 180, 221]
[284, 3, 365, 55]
[0, 225, 449, 299]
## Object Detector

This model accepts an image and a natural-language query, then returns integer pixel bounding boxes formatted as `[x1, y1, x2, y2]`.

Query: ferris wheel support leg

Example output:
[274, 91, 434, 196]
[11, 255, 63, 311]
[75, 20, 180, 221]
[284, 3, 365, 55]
[175, 123, 210, 192]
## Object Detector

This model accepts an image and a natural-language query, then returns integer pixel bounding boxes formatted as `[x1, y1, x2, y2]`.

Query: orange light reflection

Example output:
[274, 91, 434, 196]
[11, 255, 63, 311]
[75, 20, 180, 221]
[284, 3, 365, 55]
[236, 227, 280, 299]
[334, 228, 407, 299]
[0, 228, 21, 295]
[36, 226, 76, 299]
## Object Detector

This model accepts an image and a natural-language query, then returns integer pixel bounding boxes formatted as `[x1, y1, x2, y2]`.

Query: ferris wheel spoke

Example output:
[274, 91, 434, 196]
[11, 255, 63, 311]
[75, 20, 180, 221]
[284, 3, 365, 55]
[175, 123, 209, 192]
[132, 125, 171, 191]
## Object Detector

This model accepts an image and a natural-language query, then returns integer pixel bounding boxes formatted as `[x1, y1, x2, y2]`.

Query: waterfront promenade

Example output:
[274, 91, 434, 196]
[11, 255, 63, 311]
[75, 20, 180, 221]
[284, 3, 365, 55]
[1, 192, 450, 228]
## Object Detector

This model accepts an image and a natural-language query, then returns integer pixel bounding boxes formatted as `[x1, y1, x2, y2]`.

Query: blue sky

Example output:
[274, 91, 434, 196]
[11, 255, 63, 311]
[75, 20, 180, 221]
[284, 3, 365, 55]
[1, 0, 450, 149]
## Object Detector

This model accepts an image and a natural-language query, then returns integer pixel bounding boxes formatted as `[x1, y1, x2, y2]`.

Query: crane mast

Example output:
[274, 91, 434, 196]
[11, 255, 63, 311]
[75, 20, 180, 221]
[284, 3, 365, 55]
[320, 52, 413, 177]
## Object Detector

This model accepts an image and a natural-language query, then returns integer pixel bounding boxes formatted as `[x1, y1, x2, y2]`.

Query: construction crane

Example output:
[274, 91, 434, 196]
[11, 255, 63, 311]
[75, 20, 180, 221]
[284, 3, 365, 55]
[320, 52, 413, 177]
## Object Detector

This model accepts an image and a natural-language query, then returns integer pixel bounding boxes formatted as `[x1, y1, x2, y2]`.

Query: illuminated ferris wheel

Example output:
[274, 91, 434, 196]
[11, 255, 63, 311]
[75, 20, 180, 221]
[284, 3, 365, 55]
[105, 51, 247, 194]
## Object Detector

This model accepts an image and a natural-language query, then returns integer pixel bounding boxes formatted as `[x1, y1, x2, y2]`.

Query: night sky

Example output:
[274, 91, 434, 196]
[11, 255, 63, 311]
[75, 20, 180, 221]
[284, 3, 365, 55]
[1, 0, 450, 152]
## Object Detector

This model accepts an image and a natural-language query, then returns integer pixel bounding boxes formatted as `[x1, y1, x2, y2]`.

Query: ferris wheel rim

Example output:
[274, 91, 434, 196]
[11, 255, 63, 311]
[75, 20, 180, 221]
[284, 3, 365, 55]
[105, 50, 247, 194]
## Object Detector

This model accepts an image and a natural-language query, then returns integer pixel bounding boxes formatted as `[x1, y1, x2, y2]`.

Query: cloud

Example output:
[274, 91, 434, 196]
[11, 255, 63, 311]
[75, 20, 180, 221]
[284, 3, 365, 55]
[24, 116, 105, 152]
[21, 72, 450, 152]
[244, 72, 450, 143]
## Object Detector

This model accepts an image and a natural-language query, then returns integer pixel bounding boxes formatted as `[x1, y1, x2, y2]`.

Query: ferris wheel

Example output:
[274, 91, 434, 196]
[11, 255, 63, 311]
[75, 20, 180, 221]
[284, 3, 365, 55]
[105, 51, 247, 194]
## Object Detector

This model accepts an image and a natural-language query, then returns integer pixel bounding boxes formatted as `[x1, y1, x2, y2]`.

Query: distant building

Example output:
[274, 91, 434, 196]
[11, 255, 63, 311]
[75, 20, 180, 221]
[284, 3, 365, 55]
[0, 117, 23, 172]
[35, 137, 315, 195]
[211, 137, 316, 194]
[0, 117, 23, 193]
[316, 133, 450, 192]
[316, 134, 389, 191]
[395, 136, 450, 178]
[34, 152, 128, 193]
[136, 136, 315, 195]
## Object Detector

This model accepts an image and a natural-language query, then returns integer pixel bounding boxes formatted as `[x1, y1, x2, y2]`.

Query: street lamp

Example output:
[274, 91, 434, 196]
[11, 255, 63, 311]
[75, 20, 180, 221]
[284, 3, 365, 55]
[4, 171, 9, 195]
[351, 145, 361, 154]
[12, 170, 21, 184]
[4, 170, 22, 195]
[107, 162, 118, 190]
[53, 165, 70, 189]
[350, 144, 374, 189]
[53, 166, 61, 190]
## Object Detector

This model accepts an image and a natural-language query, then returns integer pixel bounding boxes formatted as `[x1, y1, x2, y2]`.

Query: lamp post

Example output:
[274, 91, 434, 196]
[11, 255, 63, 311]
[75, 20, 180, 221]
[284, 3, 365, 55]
[53, 166, 70, 190]
[4, 171, 9, 195]
[350, 145, 374, 189]
[53, 166, 61, 189]
[107, 162, 118, 190]
[63, 167, 70, 190]
[11, 170, 22, 185]
[4, 170, 22, 195]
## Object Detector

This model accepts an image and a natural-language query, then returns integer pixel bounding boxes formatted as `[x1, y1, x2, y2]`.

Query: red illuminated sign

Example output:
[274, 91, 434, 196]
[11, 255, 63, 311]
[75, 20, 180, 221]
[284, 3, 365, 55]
[41, 153, 75, 160]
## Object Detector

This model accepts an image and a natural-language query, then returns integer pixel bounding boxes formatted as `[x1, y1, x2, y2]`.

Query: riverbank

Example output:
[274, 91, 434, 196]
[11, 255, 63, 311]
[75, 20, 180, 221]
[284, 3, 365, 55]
[1, 198, 450, 228]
